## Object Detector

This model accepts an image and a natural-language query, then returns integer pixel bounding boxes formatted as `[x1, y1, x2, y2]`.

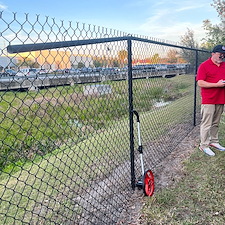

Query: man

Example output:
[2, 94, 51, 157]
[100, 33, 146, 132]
[196, 44, 225, 156]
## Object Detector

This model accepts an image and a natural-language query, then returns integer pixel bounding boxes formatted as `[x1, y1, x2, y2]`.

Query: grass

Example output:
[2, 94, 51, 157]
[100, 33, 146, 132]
[0, 74, 199, 223]
[141, 119, 225, 225]
[0, 75, 194, 170]
[0, 120, 131, 223]
[0, 75, 197, 224]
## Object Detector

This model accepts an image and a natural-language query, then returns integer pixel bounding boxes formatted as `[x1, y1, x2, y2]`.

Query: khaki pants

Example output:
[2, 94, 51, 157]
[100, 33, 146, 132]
[200, 104, 224, 148]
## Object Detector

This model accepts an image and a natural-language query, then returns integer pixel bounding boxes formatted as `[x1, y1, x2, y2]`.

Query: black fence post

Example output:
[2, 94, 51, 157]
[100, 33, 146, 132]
[193, 50, 199, 126]
[127, 37, 135, 190]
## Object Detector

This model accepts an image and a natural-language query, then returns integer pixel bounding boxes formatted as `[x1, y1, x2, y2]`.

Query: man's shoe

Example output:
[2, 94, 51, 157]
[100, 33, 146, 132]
[209, 143, 225, 151]
[199, 147, 215, 156]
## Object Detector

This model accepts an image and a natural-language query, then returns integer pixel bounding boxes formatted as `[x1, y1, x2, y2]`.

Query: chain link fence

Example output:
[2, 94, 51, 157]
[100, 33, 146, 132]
[0, 11, 209, 224]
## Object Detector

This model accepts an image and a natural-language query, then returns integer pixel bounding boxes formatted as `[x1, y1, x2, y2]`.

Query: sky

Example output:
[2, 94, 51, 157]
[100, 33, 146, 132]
[0, 0, 221, 43]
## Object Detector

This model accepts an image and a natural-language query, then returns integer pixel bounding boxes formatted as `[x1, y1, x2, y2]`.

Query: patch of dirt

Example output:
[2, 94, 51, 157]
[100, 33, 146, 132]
[154, 125, 200, 191]
[119, 125, 200, 225]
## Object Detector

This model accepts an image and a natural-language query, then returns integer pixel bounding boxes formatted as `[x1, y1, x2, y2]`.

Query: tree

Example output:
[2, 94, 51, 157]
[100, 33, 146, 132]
[202, 0, 225, 46]
[118, 50, 127, 66]
[202, 19, 225, 47]
[151, 54, 160, 64]
[180, 29, 198, 49]
[93, 60, 103, 68]
[212, 0, 225, 21]
[180, 29, 209, 67]
[112, 60, 119, 67]
[180, 29, 199, 65]
[16, 57, 40, 68]
[166, 49, 178, 63]
[77, 62, 85, 68]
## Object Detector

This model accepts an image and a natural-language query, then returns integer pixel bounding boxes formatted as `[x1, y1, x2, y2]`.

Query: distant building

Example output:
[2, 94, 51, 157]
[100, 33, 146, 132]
[3, 50, 94, 72]
[34, 50, 94, 70]
[35, 50, 71, 70]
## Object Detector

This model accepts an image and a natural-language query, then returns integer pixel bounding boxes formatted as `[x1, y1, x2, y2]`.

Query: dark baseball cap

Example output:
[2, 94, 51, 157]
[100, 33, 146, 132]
[212, 45, 225, 53]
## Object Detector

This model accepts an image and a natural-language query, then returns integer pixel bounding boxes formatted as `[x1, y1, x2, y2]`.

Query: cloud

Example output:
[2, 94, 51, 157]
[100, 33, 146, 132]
[133, 0, 218, 42]
[175, 5, 204, 12]
[149, 0, 212, 15]
[0, 2, 7, 10]
[138, 19, 206, 43]
[143, 9, 171, 25]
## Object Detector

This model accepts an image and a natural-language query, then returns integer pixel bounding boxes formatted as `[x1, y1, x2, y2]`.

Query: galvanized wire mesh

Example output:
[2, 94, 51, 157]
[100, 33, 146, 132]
[0, 11, 209, 224]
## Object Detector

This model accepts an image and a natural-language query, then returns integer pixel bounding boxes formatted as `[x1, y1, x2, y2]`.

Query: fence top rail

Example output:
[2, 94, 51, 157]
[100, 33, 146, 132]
[7, 35, 209, 54]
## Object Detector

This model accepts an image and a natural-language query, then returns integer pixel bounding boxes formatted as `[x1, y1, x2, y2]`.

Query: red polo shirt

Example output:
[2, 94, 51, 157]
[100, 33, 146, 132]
[196, 58, 225, 104]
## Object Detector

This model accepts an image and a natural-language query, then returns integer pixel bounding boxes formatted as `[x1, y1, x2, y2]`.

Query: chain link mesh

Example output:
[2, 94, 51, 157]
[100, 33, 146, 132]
[0, 11, 209, 224]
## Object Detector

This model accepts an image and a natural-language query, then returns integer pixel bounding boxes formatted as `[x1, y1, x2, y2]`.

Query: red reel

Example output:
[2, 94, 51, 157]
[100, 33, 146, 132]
[143, 169, 154, 196]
